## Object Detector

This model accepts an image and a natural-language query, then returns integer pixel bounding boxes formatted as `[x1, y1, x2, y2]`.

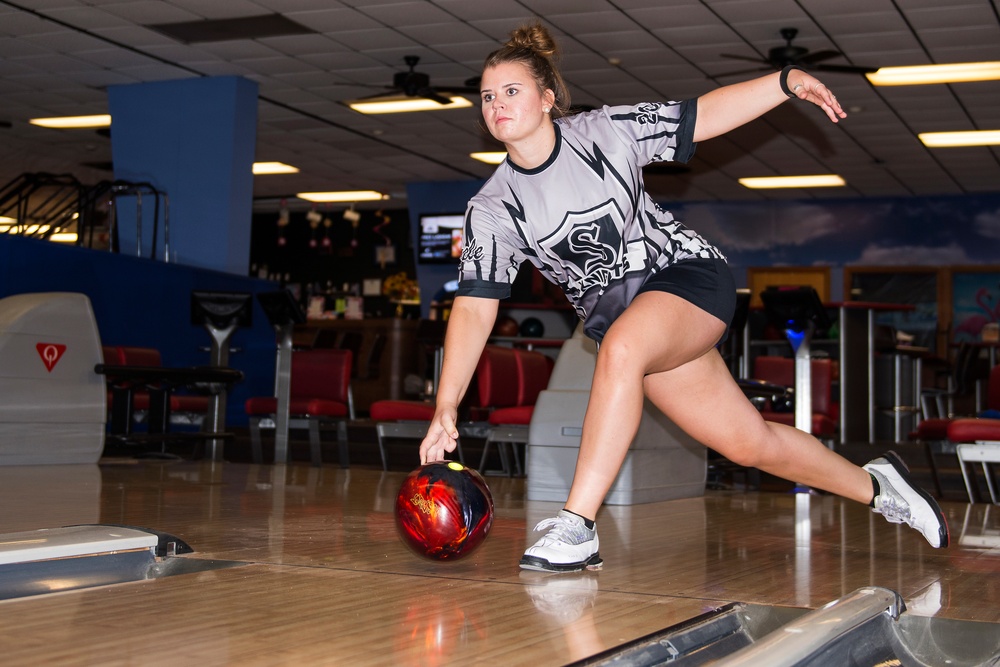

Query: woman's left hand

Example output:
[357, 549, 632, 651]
[787, 69, 847, 123]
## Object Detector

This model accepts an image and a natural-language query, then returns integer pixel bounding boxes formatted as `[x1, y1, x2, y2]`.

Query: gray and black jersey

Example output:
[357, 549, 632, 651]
[456, 100, 725, 342]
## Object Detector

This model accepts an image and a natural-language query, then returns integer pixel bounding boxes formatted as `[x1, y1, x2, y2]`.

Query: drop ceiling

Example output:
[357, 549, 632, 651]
[1, 0, 998, 209]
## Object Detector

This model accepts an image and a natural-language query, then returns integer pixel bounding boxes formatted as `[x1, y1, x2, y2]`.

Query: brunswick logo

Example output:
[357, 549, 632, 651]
[36, 343, 67, 372]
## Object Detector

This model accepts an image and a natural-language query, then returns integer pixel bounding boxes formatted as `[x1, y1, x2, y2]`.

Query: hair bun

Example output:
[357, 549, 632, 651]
[508, 22, 558, 59]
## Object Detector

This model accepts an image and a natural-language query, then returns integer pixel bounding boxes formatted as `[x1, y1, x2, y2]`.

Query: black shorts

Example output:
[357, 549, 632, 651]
[636, 257, 737, 337]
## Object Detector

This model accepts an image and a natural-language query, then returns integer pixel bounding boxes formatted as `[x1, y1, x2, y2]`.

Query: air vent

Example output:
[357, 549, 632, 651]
[148, 14, 315, 44]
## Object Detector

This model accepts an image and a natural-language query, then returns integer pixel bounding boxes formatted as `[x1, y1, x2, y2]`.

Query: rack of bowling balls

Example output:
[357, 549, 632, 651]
[493, 315, 545, 339]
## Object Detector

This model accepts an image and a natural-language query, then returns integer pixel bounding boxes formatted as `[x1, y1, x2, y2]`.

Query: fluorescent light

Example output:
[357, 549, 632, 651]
[919, 130, 1000, 147]
[296, 190, 387, 203]
[739, 175, 846, 189]
[470, 152, 507, 165]
[346, 95, 472, 115]
[253, 161, 299, 175]
[29, 114, 111, 129]
[3, 224, 53, 234]
[0, 221, 76, 241]
[867, 61, 1000, 86]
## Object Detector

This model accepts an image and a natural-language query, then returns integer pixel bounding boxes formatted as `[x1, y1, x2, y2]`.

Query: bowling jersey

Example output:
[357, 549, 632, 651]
[456, 100, 725, 342]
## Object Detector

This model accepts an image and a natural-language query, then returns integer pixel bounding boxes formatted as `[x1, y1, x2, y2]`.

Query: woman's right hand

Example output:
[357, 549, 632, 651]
[419, 404, 461, 464]
[417, 295, 500, 465]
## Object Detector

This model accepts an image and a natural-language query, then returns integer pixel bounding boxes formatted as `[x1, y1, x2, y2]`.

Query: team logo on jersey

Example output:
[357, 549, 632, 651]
[537, 201, 628, 295]
[633, 102, 662, 125]
[460, 235, 484, 263]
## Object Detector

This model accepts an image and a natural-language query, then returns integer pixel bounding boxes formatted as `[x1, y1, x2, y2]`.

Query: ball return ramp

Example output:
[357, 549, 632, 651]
[570, 586, 1000, 667]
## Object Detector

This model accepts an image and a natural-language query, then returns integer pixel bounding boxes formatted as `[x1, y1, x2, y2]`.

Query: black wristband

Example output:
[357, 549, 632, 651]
[780, 64, 805, 98]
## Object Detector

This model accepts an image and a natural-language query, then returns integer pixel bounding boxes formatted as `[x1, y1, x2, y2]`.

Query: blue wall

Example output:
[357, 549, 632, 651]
[0, 234, 278, 428]
[107, 76, 258, 275]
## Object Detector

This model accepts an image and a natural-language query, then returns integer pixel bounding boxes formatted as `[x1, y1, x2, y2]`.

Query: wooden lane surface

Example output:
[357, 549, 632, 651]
[0, 460, 998, 666]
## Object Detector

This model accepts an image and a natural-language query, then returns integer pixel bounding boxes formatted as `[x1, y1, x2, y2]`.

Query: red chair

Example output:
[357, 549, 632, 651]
[941, 364, 1000, 503]
[368, 344, 535, 472]
[913, 361, 1000, 498]
[245, 348, 354, 467]
[102, 345, 123, 411]
[103, 346, 211, 435]
[102, 345, 124, 365]
[752, 356, 838, 440]
[369, 399, 456, 471]
[477, 346, 553, 476]
[911, 343, 985, 441]
[118, 347, 211, 423]
[946, 418, 1000, 504]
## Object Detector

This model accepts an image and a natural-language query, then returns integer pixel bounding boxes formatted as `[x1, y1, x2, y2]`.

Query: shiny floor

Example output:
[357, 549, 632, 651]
[0, 453, 998, 666]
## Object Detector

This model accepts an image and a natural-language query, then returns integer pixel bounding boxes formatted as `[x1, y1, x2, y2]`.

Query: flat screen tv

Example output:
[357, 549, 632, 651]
[417, 213, 465, 264]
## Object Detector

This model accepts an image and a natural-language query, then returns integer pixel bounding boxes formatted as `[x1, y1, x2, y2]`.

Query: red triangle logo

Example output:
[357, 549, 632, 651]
[36, 343, 67, 372]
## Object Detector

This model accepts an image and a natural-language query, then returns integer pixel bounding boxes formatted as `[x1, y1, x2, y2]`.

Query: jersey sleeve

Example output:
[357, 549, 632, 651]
[454, 202, 521, 299]
[604, 99, 698, 165]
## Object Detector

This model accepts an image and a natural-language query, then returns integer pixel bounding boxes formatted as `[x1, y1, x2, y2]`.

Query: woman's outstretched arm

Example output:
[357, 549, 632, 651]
[693, 67, 846, 143]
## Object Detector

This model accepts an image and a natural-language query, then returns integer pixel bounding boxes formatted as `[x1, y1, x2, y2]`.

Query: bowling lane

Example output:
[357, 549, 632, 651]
[0, 562, 731, 665]
[576, 494, 1000, 619]
[1, 458, 998, 666]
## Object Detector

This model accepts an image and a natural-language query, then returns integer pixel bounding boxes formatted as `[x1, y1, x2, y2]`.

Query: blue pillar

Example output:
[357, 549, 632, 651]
[107, 76, 258, 275]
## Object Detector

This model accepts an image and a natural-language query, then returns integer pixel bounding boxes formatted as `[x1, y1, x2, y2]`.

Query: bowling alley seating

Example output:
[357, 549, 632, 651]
[367, 320, 454, 471]
[244, 348, 354, 467]
[946, 417, 1000, 504]
[911, 351, 998, 497]
[314, 329, 386, 382]
[102, 345, 212, 433]
[369, 399, 448, 471]
[939, 362, 1000, 503]
[751, 355, 839, 442]
[477, 345, 553, 476]
[368, 344, 552, 474]
[910, 343, 982, 441]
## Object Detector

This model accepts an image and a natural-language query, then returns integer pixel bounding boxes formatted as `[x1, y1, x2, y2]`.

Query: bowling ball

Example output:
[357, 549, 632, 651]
[770, 387, 794, 412]
[494, 315, 519, 337]
[519, 317, 545, 338]
[395, 462, 494, 561]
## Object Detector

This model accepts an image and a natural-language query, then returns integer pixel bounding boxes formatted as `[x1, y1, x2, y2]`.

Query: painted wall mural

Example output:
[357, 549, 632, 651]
[671, 193, 1000, 351]
[672, 193, 1000, 272]
[953, 270, 1000, 343]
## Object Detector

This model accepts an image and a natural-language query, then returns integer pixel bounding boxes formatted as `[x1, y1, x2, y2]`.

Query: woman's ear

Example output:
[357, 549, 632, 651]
[543, 88, 556, 111]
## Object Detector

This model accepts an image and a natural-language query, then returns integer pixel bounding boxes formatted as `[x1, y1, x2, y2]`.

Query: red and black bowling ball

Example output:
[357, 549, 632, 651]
[395, 462, 494, 561]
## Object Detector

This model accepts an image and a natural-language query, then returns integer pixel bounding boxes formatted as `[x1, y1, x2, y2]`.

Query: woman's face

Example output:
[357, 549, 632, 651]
[480, 61, 555, 146]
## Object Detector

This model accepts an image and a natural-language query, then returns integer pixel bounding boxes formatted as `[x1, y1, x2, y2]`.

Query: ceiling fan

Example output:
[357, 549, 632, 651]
[355, 55, 480, 105]
[715, 27, 877, 78]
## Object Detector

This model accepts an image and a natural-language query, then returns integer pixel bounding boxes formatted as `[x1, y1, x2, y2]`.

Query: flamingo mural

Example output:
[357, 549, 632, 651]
[954, 281, 1000, 342]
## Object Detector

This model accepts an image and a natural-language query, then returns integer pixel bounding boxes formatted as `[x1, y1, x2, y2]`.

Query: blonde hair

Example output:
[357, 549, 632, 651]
[483, 22, 572, 118]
